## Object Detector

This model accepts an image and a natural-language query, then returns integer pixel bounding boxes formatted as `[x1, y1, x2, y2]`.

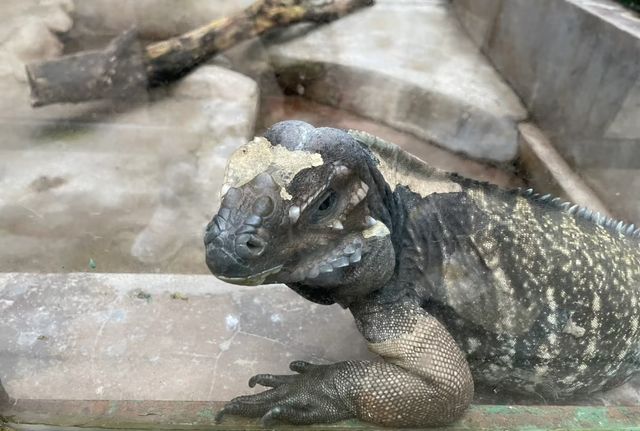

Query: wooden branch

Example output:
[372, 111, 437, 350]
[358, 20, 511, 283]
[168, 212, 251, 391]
[26, 0, 374, 107]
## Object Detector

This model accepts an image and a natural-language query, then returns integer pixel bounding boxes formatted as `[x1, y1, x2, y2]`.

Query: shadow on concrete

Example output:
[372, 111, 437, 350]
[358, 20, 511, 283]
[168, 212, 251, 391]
[0, 378, 11, 409]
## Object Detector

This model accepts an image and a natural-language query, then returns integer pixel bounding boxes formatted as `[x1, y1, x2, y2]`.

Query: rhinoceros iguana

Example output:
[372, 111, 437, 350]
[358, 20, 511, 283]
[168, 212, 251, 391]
[204, 121, 640, 427]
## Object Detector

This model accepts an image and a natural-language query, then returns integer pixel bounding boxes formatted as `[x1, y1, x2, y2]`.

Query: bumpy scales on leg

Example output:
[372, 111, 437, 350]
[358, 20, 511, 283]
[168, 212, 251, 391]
[216, 299, 473, 426]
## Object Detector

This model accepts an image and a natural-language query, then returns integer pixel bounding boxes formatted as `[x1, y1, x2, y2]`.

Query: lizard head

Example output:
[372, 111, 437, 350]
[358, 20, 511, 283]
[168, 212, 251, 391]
[204, 121, 396, 305]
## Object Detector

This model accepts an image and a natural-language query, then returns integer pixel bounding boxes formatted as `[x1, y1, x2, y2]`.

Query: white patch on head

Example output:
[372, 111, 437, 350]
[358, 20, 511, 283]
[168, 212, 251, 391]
[289, 205, 301, 224]
[348, 130, 462, 197]
[375, 156, 462, 197]
[222, 137, 324, 200]
[329, 220, 344, 230]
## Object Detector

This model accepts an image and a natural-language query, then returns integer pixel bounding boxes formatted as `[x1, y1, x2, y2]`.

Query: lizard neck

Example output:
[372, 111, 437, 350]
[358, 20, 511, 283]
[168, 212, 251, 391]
[384, 186, 478, 303]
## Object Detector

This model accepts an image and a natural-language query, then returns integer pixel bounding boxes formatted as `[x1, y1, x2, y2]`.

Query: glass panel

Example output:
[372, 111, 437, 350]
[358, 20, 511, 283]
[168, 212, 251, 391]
[1, 0, 639, 429]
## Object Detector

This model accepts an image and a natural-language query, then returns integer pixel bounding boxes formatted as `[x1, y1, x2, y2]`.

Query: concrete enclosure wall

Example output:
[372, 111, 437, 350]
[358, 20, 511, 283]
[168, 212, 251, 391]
[453, 0, 640, 167]
[453, 0, 640, 221]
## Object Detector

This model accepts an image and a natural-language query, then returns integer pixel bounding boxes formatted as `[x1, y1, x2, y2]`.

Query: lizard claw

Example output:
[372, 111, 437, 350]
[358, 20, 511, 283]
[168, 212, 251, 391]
[214, 406, 228, 424]
[260, 406, 284, 427]
[215, 361, 353, 425]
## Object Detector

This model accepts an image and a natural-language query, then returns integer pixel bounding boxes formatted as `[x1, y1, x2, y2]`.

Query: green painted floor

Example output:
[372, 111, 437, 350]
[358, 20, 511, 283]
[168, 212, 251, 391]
[3, 400, 640, 430]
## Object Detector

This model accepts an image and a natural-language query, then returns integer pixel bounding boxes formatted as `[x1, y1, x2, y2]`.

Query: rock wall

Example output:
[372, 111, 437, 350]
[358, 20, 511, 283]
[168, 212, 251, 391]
[0, 2, 259, 273]
[453, 0, 640, 220]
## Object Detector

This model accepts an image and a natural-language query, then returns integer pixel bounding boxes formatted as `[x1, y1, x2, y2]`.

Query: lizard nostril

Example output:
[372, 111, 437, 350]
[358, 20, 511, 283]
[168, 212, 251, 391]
[246, 238, 262, 251]
[236, 234, 266, 258]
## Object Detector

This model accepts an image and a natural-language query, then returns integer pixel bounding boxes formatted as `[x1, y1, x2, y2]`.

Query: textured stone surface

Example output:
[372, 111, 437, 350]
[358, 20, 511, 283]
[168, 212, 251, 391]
[0, 273, 371, 401]
[0, 0, 73, 80]
[267, 0, 527, 162]
[0, 65, 258, 273]
[518, 123, 610, 216]
[453, 0, 640, 221]
[0, 0, 261, 274]
[582, 167, 640, 226]
[2, 272, 640, 406]
[71, 0, 254, 40]
[454, 0, 640, 145]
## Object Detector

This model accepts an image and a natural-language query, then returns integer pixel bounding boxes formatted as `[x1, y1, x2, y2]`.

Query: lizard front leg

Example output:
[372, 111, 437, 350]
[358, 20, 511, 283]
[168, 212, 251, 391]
[216, 298, 473, 427]
[349, 297, 474, 426]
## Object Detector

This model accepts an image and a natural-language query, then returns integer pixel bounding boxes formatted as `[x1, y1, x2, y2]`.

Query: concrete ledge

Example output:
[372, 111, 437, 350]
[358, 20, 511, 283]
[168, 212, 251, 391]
[453, 0, 640, 221]
[267, 0, 527, 162]
[518, 122, 611, 215]
[453, 0, 640, 148]
[0, 273, 368, 402]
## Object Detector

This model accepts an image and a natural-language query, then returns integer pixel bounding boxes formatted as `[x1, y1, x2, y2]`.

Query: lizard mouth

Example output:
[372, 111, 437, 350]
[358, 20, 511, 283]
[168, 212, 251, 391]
[282, 217, 389, 283]
[215, 265, 283, 286]
[286, 238, 364, 283]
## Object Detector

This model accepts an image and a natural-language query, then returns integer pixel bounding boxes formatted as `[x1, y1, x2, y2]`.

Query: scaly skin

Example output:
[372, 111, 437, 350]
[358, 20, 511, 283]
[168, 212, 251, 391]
[204, 121, 640, 427]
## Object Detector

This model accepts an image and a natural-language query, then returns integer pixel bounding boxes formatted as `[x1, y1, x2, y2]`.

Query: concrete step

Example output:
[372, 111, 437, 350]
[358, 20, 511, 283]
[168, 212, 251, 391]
[0, 273, 371, 402]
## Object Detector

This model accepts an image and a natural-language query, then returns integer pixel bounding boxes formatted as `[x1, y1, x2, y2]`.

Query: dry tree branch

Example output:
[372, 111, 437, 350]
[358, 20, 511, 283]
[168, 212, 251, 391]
[26, 0, 374, 107]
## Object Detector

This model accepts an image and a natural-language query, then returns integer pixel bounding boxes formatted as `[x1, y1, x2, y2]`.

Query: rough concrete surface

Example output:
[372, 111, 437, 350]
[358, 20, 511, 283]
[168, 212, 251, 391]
[0, 1, 264, 274]
[0, 273, 371, 401]
[582, 167, 640, 226]
[267, 0, 527, 162]
[70, 0, 255, 41]
[454, 0, 640, 146]
[0, 64, 258, 273]
[517, 123, 610, 216]
[2, 272, 640, 407]
[453, 0, 640, 222]
[0, 0, 73, 80]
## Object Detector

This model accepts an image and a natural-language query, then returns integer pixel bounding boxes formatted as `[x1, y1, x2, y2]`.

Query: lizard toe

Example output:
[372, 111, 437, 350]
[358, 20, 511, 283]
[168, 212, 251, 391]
[289, 360, 320, 373]
[215, 388, 284, 422]
[248, 373, 295, 388]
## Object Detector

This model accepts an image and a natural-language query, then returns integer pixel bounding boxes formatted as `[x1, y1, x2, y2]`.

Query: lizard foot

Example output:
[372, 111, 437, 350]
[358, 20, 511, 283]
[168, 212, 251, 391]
[215, 360, 354, 426]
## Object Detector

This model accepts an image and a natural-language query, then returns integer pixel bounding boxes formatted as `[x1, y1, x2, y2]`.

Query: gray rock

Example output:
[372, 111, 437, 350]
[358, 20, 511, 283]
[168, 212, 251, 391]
[0, 272, 370, 400]
[453, 0, 640, 221]
[0, 65, 258, 273]
[606, 76, 640, 140]
[0, 0, 73, 79]
[267, 0, 527, 161]
[71, 0, 255, 40]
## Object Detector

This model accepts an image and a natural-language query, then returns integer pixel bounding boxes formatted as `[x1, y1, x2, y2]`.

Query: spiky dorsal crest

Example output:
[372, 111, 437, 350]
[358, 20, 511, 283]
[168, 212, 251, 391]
[517, 188, 640, 239]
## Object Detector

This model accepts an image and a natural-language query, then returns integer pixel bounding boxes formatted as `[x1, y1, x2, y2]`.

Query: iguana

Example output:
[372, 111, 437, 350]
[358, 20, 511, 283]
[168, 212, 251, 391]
[204, 120, 640, 427]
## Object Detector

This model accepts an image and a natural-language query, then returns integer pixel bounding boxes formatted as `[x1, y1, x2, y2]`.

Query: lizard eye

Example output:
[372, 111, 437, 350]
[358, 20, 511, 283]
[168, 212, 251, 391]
[311, 189, 338, 223]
